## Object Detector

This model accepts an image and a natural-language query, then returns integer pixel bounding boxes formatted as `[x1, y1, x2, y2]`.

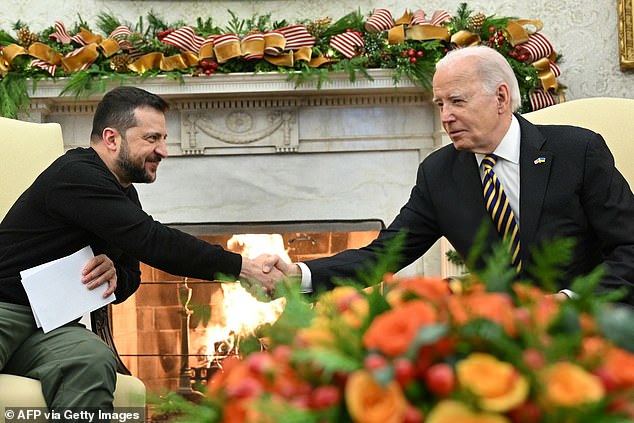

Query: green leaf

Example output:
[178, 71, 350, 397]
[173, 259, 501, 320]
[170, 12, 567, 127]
[597, 305, 634, 352]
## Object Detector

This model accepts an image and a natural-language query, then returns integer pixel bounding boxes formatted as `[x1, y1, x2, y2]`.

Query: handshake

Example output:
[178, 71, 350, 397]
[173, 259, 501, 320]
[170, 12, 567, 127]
[239, 254, 301, 296]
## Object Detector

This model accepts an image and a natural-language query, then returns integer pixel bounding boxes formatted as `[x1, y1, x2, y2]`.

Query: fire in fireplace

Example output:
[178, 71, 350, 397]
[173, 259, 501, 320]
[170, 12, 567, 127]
[111, 220, 383, 393]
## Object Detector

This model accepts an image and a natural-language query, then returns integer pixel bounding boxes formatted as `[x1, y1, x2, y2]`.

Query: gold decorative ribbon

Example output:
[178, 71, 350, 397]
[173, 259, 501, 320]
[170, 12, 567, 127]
[505, 19, 544, 47]
[532, 56, 558, 91]
[128, 51, 198, 73]
[450, 30, 480, 47]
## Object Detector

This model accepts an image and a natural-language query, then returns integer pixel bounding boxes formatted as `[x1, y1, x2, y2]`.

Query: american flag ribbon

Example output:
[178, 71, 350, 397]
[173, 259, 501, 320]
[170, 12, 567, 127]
[364, 8, 394, 33]
[329, 31, 364, 59]
[517, 32, 553, 62]
[161, 26, 205, 53]
[278, 24, 315, 50]
[529, 88, 557, 111]
[49, 21, 87, 45]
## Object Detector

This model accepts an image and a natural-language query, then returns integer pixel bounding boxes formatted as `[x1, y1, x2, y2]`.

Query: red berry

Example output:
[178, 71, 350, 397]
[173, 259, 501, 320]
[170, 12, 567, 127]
[593, 367, 619, 392]
[508, 401, 541, 423]
[416, 50, 423, 57]
[311, 385, 341, 409]
[408, 49, 415, 57]
[403, 406, 425, 423]
[497, 30, 503, 36]
[489, 36, 496, 43]
[393, 357, 415, 387]
[410, 57, 417, 63]
[425, 363, 456, 397]
[522, 348, 545, 370]
[364, 353, 387, 371]
[489, 26, 496, 32]
[498, 35, 505, 43]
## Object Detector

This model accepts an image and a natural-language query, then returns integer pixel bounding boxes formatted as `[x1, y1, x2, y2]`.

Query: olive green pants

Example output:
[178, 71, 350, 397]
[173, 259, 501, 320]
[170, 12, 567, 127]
[0, 301, 116, 411]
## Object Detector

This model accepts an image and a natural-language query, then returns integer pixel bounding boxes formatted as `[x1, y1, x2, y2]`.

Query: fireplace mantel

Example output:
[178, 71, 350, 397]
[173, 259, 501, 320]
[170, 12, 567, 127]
[25, 70, 447, 155]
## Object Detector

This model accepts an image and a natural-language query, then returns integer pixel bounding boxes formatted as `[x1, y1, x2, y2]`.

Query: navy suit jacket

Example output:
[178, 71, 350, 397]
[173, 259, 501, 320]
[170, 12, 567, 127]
[307, 114, 634, 304]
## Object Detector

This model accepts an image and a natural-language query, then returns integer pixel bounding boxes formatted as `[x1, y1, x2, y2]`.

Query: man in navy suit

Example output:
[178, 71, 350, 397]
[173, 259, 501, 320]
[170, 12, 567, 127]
[280, 45, 634, 305]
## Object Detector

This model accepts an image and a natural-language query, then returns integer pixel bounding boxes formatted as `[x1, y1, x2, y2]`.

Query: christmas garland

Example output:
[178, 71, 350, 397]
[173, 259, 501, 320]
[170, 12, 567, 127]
[0, 3, 564, 118]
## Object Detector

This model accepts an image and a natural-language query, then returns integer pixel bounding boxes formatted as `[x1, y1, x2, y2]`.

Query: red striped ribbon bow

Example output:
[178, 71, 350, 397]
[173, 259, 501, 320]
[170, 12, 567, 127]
[329, 31, 364, 59]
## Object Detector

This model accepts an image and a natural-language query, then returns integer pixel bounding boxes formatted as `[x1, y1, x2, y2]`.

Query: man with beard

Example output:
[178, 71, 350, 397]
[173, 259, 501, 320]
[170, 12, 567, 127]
[0, 86, 285, 414]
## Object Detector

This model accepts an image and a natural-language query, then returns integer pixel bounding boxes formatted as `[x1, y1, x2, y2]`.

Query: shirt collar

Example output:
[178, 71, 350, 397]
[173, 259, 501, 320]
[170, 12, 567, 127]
[475, 115, 521, 166]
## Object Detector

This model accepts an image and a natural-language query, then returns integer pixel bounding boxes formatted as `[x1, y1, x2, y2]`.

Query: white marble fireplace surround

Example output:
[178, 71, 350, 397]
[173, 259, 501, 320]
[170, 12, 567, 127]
[26, 69, 457, 277]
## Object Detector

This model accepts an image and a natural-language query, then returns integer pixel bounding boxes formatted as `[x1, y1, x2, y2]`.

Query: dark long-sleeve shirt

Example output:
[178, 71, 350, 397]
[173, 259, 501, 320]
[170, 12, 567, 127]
[0, 147, 242, 306]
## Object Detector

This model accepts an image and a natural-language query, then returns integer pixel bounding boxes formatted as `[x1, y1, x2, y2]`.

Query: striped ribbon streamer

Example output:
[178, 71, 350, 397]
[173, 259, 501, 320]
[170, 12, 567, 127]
[529, 88, 558, 110]
[428, 10, 452, 26]
[50, 21, 87, 45]
[161, 26, 205, 53]
[410, 10, 427, 26]
[30, 59, 56, 75]
[364, 8, 394, 33]
[329, 31, 364, 59]
[278, 24, 315, 50]
[517, 32, 552, 62]
[482, 154, 521, 270]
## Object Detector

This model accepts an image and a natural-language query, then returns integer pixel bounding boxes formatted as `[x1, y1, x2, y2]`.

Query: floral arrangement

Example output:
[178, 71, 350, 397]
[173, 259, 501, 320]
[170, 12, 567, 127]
[156, 239, 634, 423]
[0, 3, 564, 118]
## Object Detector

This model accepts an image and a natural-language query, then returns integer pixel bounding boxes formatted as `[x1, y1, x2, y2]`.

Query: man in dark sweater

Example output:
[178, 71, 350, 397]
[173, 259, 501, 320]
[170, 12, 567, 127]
[0, 87, 284, 412]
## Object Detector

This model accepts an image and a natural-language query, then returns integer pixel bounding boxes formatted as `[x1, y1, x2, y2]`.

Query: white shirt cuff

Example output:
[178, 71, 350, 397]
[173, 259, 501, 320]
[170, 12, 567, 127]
[558, 289, 577, 299]
[296, 262, 313, 294]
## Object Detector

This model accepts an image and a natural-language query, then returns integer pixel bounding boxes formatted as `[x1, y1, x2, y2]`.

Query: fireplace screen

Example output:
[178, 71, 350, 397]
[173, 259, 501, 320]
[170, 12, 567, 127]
[111, 220, 383, 393]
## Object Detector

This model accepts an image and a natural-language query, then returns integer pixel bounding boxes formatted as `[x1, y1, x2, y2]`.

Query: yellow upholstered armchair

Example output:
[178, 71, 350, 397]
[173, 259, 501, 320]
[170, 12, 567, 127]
[524, 97, 634, 186]
[0, 117, 145, 418]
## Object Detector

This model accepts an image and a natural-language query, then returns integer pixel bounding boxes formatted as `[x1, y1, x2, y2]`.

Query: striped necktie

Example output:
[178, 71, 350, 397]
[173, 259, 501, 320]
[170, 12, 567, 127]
[482, 154, 521, 271]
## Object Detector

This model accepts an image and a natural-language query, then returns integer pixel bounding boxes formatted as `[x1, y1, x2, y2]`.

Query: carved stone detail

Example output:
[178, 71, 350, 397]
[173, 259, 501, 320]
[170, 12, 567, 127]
[180, 108, 298, 155]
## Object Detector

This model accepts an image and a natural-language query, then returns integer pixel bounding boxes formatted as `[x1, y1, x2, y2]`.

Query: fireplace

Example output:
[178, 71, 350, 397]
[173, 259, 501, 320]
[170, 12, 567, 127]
[111, 220, 383, 393]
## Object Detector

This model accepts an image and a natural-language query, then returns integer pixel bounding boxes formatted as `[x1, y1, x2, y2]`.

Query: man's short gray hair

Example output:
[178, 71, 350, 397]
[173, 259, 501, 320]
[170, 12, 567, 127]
[436, 45, 522, 111]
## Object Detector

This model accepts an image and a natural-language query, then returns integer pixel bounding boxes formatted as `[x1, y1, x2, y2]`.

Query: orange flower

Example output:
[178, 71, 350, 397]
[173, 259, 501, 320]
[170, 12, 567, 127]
[604, 346, 634, 389]
[541, 362, 605, 407]
[363, 300, 437, 356]
[345, 370, 408, 423]
[296, 316, 335, 348]
[448, 292, 516, 335]
[386, 276, 451, 305]
[427, 400, 511, 423]
[456, 353, 529, 412]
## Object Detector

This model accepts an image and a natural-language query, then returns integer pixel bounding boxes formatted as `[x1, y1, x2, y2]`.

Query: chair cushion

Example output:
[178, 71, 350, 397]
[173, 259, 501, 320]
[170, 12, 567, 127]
[0, 373, 145, 421]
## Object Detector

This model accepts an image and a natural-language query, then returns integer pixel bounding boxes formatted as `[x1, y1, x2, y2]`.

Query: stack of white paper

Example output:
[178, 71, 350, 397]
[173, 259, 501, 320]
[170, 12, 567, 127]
[20, 246, 116, 333]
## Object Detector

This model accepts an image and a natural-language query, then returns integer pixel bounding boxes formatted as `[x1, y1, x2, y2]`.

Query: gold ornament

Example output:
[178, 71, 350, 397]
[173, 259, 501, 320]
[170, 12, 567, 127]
[468, 12, 486, 32]
[17, 27, 39, 48]
[109, 53, 132, 72]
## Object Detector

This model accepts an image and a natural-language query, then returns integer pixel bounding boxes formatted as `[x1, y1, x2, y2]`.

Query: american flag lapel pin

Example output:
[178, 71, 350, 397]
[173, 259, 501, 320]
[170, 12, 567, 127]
[534, 157, 546, 165]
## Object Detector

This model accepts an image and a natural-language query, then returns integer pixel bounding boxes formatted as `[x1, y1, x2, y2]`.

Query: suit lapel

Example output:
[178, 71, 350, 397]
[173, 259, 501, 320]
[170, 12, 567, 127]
[517, 114, 552, 257]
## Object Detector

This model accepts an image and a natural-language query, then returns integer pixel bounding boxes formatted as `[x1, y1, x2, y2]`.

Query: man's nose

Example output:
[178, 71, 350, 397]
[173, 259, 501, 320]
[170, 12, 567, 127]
[156, 138, 168, 158]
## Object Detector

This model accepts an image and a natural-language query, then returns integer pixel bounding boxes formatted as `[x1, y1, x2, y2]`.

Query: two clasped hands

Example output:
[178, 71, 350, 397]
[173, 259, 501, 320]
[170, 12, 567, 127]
[239, 254, 299, 296]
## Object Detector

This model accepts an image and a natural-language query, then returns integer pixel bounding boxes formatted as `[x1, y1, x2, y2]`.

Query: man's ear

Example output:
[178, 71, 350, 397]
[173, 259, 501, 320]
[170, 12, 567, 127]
[496, 83, 511, 114]
[102, 127, 120, 152]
